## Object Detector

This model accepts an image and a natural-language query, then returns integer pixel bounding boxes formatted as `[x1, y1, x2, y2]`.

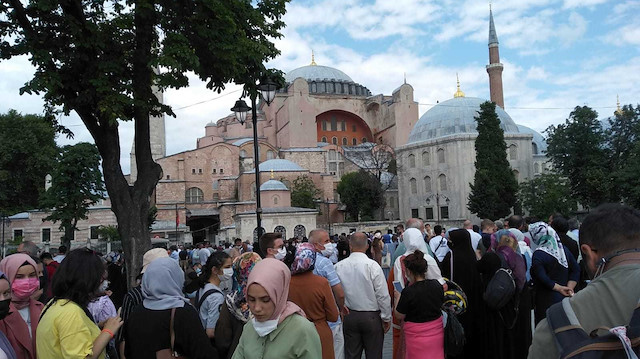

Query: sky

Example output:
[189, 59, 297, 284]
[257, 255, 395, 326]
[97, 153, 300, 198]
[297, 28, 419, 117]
[1, 0, 639, 174]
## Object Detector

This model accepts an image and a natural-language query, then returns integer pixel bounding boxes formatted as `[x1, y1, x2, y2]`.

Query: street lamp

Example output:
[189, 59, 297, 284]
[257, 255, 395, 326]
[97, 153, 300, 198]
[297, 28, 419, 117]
[231, 78, 279, 240]
[425, 193, 450, 224]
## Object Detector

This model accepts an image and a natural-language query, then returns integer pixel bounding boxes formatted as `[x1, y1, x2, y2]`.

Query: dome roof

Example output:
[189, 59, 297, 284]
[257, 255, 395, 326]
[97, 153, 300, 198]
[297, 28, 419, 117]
[285, 65, 354, 83]
[248, 159, 307, 173]
[407, 97, 520, 144]
[516, 125, 548, 154]
[260, 179, 289, 191]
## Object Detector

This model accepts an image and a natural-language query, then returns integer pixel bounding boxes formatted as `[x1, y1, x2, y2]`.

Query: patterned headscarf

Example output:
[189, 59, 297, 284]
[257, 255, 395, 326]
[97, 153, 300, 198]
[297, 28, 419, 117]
[529, 221, 568, 268]
[226, 252, 261, 323]
[490, 229, 519, 252]
[291, 243, 316, 275]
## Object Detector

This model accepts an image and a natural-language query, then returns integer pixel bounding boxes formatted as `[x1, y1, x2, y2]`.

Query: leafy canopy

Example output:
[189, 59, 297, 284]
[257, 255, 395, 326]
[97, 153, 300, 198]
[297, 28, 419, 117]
[337, 170, 384, 221]
[468, 101, 518, 220]
[517, 173, 577, 219]
[290, 175, 321, 209]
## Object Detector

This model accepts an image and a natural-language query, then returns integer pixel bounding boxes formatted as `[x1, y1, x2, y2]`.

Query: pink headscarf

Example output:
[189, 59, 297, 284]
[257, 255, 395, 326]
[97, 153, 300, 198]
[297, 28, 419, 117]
[246, 258, 305, 324]
[0, 254, 38, 309]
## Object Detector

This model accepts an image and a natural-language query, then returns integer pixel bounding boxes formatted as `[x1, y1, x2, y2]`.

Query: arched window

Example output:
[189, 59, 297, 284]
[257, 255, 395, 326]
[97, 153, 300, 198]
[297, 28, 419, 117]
[438, 174, 447, 191]
[274, 225, 286, 239]
[410, 178, 417, 194]
[437, 148, 445, 164]
[342, 137, 348, 146]
[532, 142, 539, 155]
[253, 227, 266, 241]
[328, 150, 337, 160]
[321, 136, 327, 143]
[273, 195, 279, 205]
[424, 176, 432, 192]
[422, 151, 430, 166]
[534, 162, 541, 174]
[294, 225, 306, 239]
[212, 180, 219, 190]
[266, 150, 276, 160]
[240, 149, 247, 158]
[362, 137, 368, 143]
[185, 187, 204, 203]
[332, 137, 338, 145]
[509, 144, 517, 160]
[408, 154, 416, 168]
[513, 170, 520, 182]
[352, 138, 357, 145]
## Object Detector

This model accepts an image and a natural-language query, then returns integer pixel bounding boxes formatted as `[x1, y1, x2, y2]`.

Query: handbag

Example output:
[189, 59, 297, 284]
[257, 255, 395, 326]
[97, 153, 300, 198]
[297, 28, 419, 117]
[156, 308, 188, 359]
[443, 310, 466, 356]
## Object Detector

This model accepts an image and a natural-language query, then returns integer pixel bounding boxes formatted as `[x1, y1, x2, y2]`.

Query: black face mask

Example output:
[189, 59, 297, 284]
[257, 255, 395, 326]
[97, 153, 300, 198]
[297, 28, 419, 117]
[0, 299, 11, 320]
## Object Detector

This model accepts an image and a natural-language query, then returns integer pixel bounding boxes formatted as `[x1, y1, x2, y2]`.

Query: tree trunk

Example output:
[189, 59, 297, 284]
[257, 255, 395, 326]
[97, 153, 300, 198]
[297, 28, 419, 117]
[62, 226, 73, 252]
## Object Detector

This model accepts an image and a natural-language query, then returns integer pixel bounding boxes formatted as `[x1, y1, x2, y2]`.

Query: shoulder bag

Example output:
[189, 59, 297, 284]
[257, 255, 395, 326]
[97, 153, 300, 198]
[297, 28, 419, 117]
[156, 308, 187, 359]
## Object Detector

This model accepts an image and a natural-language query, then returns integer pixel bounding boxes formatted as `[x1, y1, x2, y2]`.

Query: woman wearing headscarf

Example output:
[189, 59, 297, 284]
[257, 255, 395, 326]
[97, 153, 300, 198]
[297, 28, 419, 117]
[124, 257, 216, 358]
[231, 258, 321, 359]
[440, 229, 482, 359]
[215, 252, 261, 359]
[371, 232, 383, 266]
[0, 271, 17, 359]
[36, 248, 122, 359]
[288, 244, 339, 359]
[529, 221, 580, 324]
[477, 230, 529, 359]
[0, 254, 43, 359]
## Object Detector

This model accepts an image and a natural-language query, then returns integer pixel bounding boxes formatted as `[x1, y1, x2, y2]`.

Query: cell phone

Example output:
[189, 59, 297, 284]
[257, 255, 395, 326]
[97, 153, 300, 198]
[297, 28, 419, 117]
[393, 280, 403, 293]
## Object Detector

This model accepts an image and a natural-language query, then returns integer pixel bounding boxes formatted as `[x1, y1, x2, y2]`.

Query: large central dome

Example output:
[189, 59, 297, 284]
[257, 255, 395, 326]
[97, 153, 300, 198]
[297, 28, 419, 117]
[407, 97, 520, 144]
[285, 65, 353, 83]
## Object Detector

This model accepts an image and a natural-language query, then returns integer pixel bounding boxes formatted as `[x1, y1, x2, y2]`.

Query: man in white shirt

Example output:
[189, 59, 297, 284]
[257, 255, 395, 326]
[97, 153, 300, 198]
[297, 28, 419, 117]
[429, 225, 449, 262]
[335, 232, 391, 359]
[463, 220, 482, 251]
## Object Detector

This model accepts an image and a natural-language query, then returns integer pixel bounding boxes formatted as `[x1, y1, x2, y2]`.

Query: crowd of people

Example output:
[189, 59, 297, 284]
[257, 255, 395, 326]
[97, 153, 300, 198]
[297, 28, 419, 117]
[0, 203, 638, 358]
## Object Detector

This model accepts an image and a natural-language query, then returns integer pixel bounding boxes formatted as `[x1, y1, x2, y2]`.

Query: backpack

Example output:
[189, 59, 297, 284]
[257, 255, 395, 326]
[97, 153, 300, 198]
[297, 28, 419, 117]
[483, 252, 516, 310]
[195, 287, 223, 311]
[547, 298, 640, 359]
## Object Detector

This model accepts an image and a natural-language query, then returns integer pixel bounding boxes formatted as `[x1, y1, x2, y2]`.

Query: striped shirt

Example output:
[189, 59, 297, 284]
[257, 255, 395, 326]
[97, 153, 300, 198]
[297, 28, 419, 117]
[117, 286, 144, 343]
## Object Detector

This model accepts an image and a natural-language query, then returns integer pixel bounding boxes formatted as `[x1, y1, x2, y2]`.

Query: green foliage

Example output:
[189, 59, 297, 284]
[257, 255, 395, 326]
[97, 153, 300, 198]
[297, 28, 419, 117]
[96, 225, 120, 242]
[607, 105, 640, 207]
[0, 110, 58, 215]
[337, 170, 384, 221]
[468, 101, 518, 220]
[40, 143, 105, 246]
[518, 173, 577, 219]
[290, 175, 321, 209]
[148, 206, 158, 231]
[545, 106, 612, 208]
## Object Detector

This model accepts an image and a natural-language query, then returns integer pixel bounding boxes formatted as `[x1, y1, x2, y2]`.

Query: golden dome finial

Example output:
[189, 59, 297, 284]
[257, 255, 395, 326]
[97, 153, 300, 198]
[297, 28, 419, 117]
[270, 169, 275, 179]
[310, 50, 317, 66]
[615, 94, 623, 115]
[454, 73, 465, 98]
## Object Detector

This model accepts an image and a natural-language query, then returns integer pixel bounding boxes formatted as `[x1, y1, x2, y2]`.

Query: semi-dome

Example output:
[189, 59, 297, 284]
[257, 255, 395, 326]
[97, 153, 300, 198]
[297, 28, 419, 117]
[248, 159, 307, 173]
[260, 179, 289, 191]
[285, 65, 354, 83]
[407, 97, 520, 144]
[517, 124, 548, 154]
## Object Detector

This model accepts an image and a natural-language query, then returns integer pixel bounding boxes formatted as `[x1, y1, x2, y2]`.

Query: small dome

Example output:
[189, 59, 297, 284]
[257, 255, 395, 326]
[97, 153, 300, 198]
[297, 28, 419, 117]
[205, 121, 217, 127]
[517, 125, 548, 154]
[248, 159, 307, 173]
[285, 65, 354, 83]
[260, 179, 289, 191]
[408, 97, 520, 144]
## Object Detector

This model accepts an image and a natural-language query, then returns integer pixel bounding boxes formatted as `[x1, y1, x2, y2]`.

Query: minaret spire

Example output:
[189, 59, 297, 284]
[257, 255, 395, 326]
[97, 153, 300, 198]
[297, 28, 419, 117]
[310, 50, 317, 66]
[615, 95, 623, 115]
[454, 73, 465, 98]
[486, 6, 505, 108]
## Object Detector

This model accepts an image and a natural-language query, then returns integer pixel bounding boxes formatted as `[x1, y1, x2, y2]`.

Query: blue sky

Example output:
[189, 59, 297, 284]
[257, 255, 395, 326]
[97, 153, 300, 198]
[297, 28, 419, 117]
[1, 0, 639, 172]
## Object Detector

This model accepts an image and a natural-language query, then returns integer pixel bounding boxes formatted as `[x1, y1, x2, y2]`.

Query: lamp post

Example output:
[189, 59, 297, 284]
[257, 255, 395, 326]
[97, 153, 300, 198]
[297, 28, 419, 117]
[231, 79, 278, 240]
[425, 193, 450, 224]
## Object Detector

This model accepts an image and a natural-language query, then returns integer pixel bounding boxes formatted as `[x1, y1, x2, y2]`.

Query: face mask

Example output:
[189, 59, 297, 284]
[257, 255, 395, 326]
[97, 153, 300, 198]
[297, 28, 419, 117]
[218, 268, 233, 282]
[195, 267, 202, 275]
[252, 316, 280, 337]
[0, 299, 10, 320]
[12, 277, 40, 299]
[321, 243, 335, 258]
[100, 280, 110, 293]
[274, 247, 287, 261]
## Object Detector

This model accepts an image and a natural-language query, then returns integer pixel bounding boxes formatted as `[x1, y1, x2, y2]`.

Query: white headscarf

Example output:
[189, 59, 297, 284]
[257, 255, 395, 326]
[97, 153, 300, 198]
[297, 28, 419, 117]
[403, 228, 430, 255]
[529, 222, 568, 268]
[393, 228, 444, 287]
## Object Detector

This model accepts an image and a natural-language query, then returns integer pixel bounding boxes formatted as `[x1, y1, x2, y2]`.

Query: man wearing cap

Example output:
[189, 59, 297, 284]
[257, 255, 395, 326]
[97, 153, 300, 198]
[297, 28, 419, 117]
[117, 248, 168, 358]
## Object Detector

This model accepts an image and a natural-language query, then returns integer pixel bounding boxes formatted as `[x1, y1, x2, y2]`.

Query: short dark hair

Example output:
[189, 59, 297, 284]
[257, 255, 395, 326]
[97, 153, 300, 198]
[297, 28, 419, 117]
[433, 225, 442, 235]
[234, 238, 242, 244]
[40, 252, 53, 261]
[551, 216, 569, 234]
[259, 232, 283, 258]
[58, 245, 67, 254]
[580, 204, 640, 254]
[508, 215, 524, 230]
[568, 218, 580, 231]
[403, 250, 427, 276]
[52, 248, 104, 308]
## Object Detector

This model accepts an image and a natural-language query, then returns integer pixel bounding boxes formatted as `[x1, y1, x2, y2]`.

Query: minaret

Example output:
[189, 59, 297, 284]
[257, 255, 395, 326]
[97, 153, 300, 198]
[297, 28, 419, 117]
[486, 6, 505, 109]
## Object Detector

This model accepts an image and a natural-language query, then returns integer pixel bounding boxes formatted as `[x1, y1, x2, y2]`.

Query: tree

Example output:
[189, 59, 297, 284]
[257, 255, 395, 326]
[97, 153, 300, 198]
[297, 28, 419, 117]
[1, 0, 288, 285]
[96, 225, 120, 242]
[518, 173, 577, 219]
[545, 106, 612, 208]
[0, 110, 58, 215]
[40, 143, 105, 249]
[607, 104, 640, 204]
[290, 175, 321, 209]
[468, 101, 518, 220]
[337, 170, 384, 221]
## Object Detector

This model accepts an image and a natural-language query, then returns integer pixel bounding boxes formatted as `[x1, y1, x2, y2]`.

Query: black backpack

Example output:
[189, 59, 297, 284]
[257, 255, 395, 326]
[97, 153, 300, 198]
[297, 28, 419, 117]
[195, 287, 223, 311]
[546, 298, 640, 359]
[483, 252, 516, 310]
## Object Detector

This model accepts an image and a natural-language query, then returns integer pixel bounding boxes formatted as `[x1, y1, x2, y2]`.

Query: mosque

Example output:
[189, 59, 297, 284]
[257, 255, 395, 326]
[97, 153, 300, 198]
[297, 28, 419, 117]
[5, 9, 549, 247]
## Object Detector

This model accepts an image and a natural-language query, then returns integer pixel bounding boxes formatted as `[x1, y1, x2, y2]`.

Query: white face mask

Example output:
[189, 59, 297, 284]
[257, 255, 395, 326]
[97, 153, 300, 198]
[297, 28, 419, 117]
[252, 316, 280, 337]
[218, 267, 233, 282]
[274, 247, 287, 261]
[100, 280, 110, 293]
[320, 243, 336, 258]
